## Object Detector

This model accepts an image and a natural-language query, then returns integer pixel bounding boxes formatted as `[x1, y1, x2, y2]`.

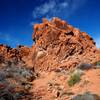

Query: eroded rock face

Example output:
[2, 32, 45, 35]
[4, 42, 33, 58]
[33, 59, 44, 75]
[0, 18, 99, 72]
[0, 44, 33, 67]
[0, 45, 25, 59]
[32, 17, 99, 71]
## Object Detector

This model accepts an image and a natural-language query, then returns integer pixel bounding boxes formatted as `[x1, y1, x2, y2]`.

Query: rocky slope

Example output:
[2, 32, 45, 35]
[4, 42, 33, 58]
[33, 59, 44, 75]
[0, 17, 100, 100]
[0, 45, 36, 99]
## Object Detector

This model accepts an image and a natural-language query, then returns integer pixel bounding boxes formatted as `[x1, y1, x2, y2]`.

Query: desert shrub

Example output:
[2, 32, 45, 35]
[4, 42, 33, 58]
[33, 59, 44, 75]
[68, 71, 81, 86]
[0, 90, 14, 100]
[96, 61, 100, 66]
[77, 63, 92, 70]
[0, 72, 6, 81]
[0, 60, 35, 99]
[72, 92, 100, 100]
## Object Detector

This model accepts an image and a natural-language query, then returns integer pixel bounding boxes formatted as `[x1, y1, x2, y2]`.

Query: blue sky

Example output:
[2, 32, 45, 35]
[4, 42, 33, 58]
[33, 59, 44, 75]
[0, 0, 100, 48]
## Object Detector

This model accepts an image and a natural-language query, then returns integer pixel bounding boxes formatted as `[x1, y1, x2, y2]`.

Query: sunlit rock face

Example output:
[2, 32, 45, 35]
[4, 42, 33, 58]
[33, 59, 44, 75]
[0, 18, 99, 72]
[32, 17, 98, 71]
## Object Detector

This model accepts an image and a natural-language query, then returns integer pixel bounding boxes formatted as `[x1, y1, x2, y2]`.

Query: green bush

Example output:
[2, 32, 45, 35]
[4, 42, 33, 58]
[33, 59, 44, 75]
[68, 73, 81, 87]
[96, 61, 100, 66]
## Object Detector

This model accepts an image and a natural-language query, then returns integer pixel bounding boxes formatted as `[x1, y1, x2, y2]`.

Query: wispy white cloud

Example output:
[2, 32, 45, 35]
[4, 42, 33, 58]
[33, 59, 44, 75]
[32, 0, 86, 20]
[0, 32, 20, 47]
[34, 1, 55, 16]
[94, 37, 100, 48]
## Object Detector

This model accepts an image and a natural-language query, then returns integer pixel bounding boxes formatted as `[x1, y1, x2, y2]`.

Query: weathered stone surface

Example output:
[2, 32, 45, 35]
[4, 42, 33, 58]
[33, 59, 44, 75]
[0, 44, 32, 64]
[0, 18, 99, 72]
[32, 17, 99, 71]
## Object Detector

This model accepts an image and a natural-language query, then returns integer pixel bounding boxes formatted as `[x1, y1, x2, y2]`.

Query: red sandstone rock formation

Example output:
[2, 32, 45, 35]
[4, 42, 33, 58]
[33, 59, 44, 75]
[0, 44, 32, 65]
[0, 44, 30, 59]
[32, 17, 99, 71]
[0, 18, 99, 72]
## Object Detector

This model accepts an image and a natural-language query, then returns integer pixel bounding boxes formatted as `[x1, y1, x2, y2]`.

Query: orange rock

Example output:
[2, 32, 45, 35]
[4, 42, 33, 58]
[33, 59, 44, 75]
[0, 17, 99, 71]
[32, 17, 99, 71]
